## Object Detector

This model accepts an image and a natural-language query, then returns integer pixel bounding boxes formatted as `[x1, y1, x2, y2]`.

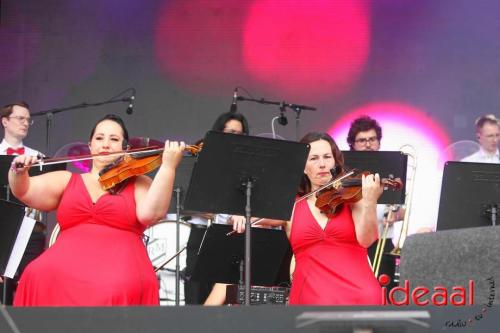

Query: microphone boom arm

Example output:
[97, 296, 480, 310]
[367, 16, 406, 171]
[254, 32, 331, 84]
[31, 95, 134, 155]
[236, 96, 316, 111]
[236, 95, 316, 139]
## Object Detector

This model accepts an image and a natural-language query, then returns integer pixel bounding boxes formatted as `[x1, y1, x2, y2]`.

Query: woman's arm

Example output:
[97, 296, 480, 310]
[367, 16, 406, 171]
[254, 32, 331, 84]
[8, 155, 71, 211]
[229, 215, 287, 233]
[351, 173, 383, 248]
[135, 141, 184, 226]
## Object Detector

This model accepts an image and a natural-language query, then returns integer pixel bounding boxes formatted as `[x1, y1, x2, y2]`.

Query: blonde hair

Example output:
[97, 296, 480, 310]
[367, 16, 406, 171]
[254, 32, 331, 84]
[475, 114, 499, 133]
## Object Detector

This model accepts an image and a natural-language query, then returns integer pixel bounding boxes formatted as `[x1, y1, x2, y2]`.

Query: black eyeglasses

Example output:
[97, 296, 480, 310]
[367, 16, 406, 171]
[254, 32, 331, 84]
[354, 137, 379, 145]
[9, 116, 34, 125]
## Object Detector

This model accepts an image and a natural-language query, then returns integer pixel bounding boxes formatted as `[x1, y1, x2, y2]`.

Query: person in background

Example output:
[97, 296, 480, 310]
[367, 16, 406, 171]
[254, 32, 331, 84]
[184, 111, 250, 304]
[347, 115, 401, 292]
[461, 114, 499, 163]
[0, 101, 44, 303]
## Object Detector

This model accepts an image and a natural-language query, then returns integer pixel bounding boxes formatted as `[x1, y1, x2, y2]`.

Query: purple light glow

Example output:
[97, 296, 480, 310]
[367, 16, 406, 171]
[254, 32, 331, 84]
[0, 25, 41, 83]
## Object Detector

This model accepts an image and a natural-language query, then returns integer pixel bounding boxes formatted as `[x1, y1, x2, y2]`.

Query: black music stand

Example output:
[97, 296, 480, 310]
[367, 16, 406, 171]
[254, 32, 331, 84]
[342, 151, 408, 204]
[0, 155, 66, 305]
[184, 131, 309, 305]
[192, 224, 291, 285]
[0, 199, 25, 305]
[437, 161, 500, 231]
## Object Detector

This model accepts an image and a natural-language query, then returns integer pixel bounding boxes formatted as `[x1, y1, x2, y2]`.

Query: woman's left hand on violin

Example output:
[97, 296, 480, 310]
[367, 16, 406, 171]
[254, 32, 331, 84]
[361, 173, 383, 204]
[161, 140, 185, 170]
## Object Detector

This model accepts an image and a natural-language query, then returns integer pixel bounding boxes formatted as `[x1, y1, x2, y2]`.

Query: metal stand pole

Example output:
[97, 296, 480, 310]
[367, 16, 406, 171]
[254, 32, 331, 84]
[174, 187, 182, 306]
[491, 205, 497, 227]
[294, 108, 302, 141]
[45, 112, 54, 155]
[244, 179, 253, 306]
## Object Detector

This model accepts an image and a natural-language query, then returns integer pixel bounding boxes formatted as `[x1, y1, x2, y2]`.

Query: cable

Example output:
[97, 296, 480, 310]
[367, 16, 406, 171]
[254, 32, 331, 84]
[271, 116, 280, 139]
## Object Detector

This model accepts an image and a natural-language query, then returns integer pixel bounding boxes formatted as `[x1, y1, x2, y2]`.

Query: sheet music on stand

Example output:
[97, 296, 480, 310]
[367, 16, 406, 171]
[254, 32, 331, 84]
[0, 155, 66, 278]
[437, 161, 500, 231]
[342, 151, 408, 204]
[0, 200, 27, 278]
[184, 131, 309, 305]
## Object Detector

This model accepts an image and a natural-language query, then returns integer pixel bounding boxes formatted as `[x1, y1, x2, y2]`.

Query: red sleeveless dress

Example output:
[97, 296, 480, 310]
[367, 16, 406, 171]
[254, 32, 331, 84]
[14, 174, 159, 306]
[289, 200, 382, 305]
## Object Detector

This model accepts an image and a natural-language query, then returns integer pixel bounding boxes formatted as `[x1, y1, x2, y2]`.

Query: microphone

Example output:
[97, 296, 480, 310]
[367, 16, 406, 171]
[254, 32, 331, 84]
[126, 95, 135, 115]
[278, 101, 287, 126]
[230, 88, 238, 113]
[278, 112, 288, 126]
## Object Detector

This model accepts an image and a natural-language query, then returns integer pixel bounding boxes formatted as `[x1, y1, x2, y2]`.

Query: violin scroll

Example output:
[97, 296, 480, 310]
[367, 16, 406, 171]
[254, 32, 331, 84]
[185, 143, 203, 155]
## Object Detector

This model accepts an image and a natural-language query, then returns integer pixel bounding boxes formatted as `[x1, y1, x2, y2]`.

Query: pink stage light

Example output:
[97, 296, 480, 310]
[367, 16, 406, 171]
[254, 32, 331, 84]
[242, 0, 371, 102]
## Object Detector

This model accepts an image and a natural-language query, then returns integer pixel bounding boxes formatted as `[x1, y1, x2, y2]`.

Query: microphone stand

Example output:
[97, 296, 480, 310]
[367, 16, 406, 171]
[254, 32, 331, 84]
[31, 97, 132, 155]
[236, 96, 316, 140]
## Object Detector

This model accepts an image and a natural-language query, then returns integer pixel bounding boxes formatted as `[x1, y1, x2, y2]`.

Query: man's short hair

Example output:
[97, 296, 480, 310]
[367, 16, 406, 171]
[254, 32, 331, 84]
[1, 101, 30, 119]
[475, 114, 499, 133]
[346, 115, 382, 149]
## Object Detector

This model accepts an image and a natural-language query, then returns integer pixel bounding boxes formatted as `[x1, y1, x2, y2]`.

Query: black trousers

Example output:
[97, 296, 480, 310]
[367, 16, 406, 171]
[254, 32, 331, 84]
[183, 226, 213, 304]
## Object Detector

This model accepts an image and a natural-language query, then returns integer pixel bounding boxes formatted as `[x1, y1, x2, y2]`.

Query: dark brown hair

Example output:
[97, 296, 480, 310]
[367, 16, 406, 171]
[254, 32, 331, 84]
[89, 114, 129, 149]
[346, 115, 382, 150]
[297, 132, 345, 196]
[211, 111, 250, 135]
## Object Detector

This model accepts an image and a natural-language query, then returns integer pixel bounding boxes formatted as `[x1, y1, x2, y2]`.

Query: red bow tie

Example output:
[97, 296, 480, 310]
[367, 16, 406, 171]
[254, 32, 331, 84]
[6, 147, 25, 155]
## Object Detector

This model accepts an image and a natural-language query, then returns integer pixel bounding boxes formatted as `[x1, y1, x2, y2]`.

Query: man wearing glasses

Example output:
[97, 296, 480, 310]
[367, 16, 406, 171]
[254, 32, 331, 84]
[1, 102, 39, 156]
[461, 114, 499, 164]
[347, 116, 382, 152]
[1, 101, 44, 304]
[347, 116, 400, 293]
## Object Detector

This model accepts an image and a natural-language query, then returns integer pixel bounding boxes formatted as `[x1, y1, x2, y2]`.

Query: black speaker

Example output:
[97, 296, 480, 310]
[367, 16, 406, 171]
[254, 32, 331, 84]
[399, 226, 500, 305]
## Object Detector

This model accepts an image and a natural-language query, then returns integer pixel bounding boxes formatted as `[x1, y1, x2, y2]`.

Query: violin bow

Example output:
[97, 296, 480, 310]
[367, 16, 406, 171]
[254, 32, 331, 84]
[225, 170, 357, 236]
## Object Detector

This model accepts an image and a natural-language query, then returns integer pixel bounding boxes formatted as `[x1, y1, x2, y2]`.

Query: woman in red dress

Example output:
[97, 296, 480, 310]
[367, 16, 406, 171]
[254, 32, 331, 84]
[9, 114, 185, 306]
[288, 132, 383, 305]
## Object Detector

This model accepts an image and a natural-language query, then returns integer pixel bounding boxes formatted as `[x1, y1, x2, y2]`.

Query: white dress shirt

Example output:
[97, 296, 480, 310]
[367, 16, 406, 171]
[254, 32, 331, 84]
[0, 139, 42, 157]
[461, 148, 500, 164]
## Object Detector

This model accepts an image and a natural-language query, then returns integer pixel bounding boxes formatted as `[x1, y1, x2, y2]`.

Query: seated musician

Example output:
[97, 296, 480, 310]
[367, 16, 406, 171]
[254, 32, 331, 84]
[0, 102, 44, 303]
[9, 114, 185, 306]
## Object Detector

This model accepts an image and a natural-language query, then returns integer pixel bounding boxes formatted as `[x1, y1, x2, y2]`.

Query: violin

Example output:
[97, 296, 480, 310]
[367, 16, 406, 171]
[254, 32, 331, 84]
[98, 144, 202, 191]
[314, 171, 403, 218]
[16, 143, 202, 192]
